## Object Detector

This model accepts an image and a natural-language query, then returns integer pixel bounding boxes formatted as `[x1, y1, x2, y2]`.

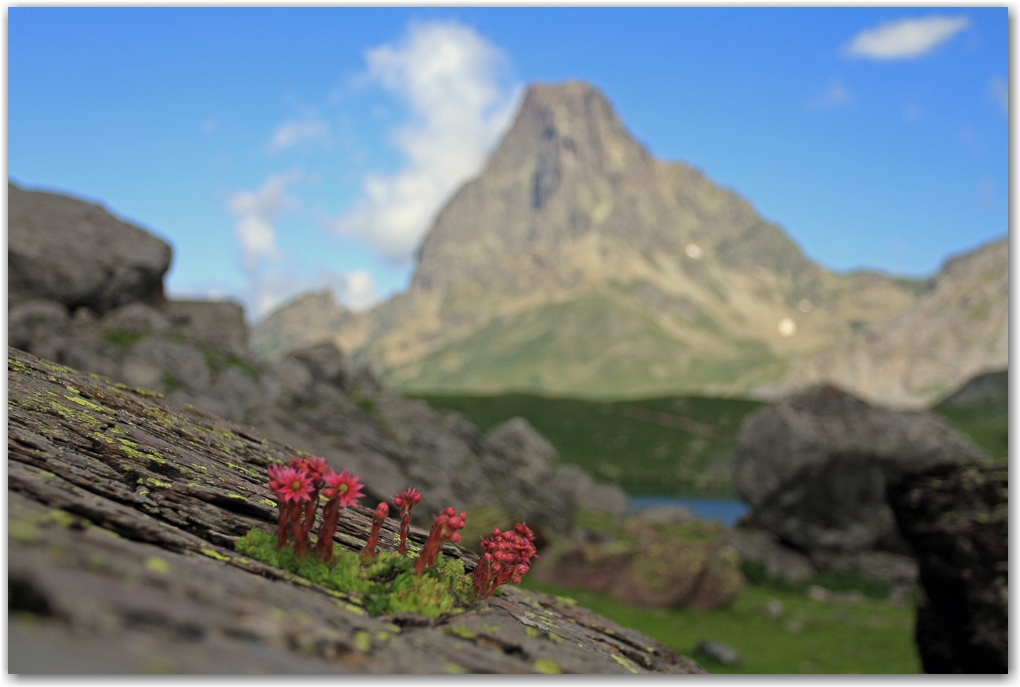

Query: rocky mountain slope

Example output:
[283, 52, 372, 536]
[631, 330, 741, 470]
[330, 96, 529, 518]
[754, 237, 1008, 408]
[8, 346, 703, 674]
[252, 81, 925, 398]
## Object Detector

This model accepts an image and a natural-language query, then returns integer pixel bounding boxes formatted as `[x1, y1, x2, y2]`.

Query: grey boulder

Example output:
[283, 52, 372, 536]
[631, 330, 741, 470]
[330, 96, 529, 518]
[734, 385, 986, 555]
[8, 181, 172, 314]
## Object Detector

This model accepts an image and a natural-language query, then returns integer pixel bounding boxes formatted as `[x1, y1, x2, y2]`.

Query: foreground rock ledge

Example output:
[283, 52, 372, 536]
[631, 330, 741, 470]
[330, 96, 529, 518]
[7, 347, 703, 674]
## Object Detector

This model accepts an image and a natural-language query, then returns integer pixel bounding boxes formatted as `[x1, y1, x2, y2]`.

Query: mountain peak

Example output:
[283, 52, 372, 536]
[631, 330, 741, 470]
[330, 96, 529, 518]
[485, 80, 649, 181]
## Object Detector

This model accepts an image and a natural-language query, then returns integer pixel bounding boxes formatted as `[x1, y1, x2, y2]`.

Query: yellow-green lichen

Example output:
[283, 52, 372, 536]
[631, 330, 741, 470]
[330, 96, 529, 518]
[612, 654, 640, 674]
[145, 478, 172, 489]
[227, 493, 247, 500]
[200, 548, 231, 562]
[353, 631, 372, 653]
[443, 663, 468, 674]
[65, 395, 106, 412]
[9, 521, 40, 543]
[534, 659, 562, 674]
[144, 557, 171, 574]
[40, 470, 56, 478]
[259, 498, 278, 508]
[444, 625, 478, 639]
[227, 462, 261, 479]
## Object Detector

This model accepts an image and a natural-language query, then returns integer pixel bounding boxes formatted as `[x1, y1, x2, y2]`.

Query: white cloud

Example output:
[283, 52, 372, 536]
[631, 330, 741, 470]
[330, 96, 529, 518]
[845, 14, 970, 60]
[333, 20, 523, 261]
[989, 76, 1008, 116]
[223, 171, 381, 319]
[245, 267, 379, 320]
[227, 170, 301, 273]
[266, 118, 330, 153]
[809, 81, 852, 110]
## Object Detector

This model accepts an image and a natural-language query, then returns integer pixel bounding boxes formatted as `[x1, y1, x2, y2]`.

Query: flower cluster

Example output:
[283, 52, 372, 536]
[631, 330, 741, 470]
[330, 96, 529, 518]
[264, 458, 536, 598]
[267, 456, 363, 564]
[414, 507, 467, 575]
[471, 523, 538, 600]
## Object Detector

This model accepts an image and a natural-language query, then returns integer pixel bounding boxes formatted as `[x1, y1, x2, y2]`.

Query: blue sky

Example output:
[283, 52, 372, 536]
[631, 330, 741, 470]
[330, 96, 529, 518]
[8, 7, 1008, 321]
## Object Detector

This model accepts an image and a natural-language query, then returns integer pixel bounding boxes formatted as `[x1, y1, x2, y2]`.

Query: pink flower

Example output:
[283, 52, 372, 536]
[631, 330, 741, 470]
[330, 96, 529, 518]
[393, 487, 422, 509]
[303, 456, 330, 485]
[323, 469, 364, 509]
[272, 467, 314, 503]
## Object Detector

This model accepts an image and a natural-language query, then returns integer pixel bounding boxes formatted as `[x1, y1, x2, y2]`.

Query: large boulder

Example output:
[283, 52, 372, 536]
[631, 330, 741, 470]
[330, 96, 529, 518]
[887, 461, 1007, 673]
[733, 385, 987, 556]
[8, 181, 172, 314]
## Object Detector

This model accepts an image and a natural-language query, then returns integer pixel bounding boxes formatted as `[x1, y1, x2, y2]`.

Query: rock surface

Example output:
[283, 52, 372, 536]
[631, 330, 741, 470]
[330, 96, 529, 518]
[8, 346, 704, 675]
[887, 461, 1007, 673]
[734, 385, 987, 561]
[8, 181, 172, 315]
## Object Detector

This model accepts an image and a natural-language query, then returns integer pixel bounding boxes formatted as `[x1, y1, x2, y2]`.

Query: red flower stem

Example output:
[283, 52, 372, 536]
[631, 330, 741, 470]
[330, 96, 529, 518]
[315, 497, 342, 565]
[398, 508, 412, 555]
[302, 486, 320, 537]
[361, 503, 389, 563]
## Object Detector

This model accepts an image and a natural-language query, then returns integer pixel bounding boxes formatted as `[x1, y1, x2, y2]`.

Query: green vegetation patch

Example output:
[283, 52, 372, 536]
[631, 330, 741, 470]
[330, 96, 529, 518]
[411, 392, 764, 496]
[522, 579, 920, 674]
[234, 528, 472, 618]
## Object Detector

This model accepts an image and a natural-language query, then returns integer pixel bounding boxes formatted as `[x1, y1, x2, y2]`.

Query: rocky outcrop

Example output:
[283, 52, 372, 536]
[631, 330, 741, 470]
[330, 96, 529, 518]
[8, 181, 172, 315]
[8, 347, 704, 674]
[250, 289, 355, 363]
[531, 519, 743, 611]
[887, 462, 1007, 673]
[935, 369, 1008, 415]
[732, 385, 987, 582]
[759, 237, 1008, 409]
[7, 183, 627, 538]
[254, 81, 923, 399]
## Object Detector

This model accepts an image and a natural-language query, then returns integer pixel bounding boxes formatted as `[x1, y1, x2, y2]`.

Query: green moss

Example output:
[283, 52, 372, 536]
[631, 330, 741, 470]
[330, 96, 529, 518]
[99, 330, 148, 349]
[234, 528, 477, 618]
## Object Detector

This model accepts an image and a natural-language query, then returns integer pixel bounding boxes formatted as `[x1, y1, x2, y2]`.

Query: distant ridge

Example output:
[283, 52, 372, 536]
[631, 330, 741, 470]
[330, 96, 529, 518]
[253, 81, 1004, 406]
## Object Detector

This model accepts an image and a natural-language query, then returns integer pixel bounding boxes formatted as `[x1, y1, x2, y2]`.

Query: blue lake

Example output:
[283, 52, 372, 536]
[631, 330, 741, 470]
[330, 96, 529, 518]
[628, 496, 749, 528]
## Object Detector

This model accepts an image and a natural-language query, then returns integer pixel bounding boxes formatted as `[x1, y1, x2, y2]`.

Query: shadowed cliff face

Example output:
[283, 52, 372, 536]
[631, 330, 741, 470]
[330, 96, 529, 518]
[7, 346, 705, 675]
[255, 81, 926, 399]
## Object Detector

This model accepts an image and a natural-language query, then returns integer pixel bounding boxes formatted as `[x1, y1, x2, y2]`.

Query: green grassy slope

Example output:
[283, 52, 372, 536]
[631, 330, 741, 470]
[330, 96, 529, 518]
[409, 392, 765, 496]
[522, 579, 920, 674]
[388, 292, 783, 398]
